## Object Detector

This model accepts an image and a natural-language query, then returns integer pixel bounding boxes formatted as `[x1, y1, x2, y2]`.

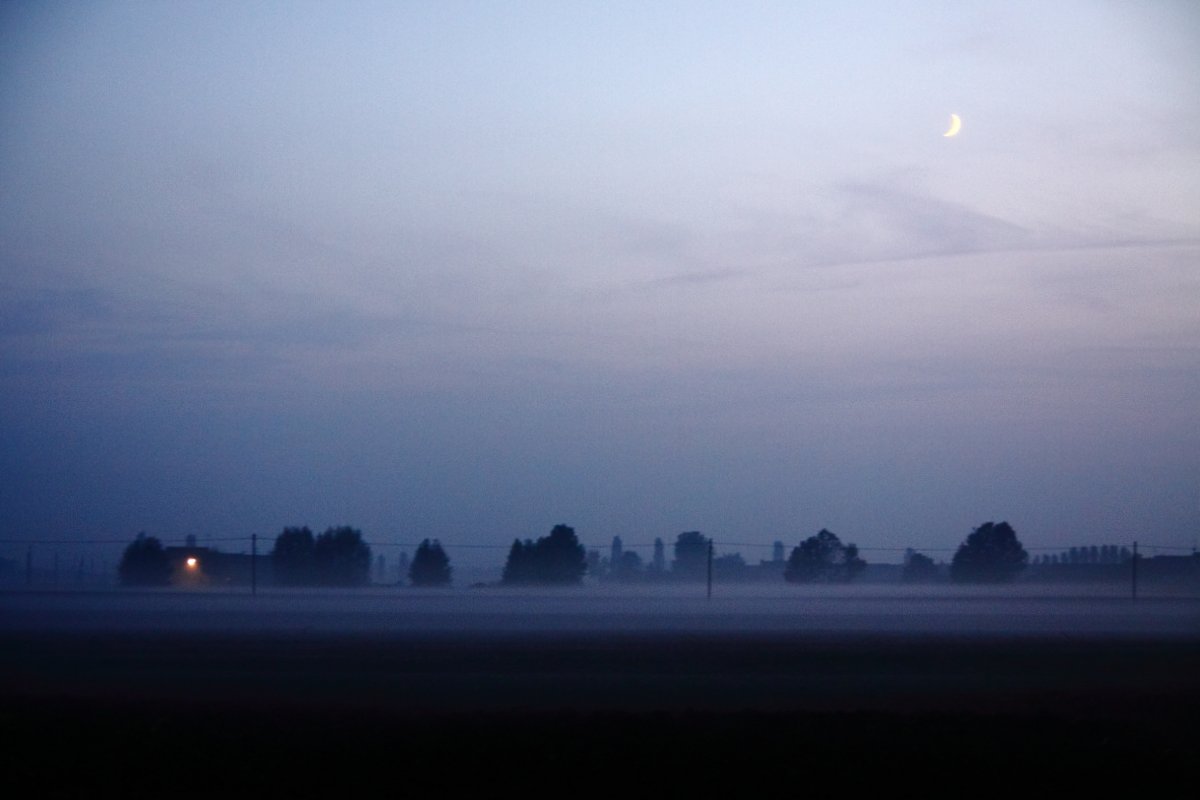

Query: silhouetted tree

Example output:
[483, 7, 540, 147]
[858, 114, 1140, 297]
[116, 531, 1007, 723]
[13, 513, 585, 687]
[118, 532, 171, 586]
[950, 521, 1027, 584]
[902, 550, 940, 583]
[271, 526, 315, 586]
[610, 536, 623, 564]
[313, 526, 371, 586]
[542, 524, 587, 584]
[652, 537, 666, 572]
[503, 539, 531, 584]
[501, 524, 587, 585]
[409, 539, 451, 587]
[672, 531, 710, 580]
[784, 529, 866, 583]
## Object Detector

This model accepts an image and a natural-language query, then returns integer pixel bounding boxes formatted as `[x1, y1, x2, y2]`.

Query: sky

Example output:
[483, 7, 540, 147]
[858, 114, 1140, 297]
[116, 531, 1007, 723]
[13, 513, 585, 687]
[1, 1, 1198, 571]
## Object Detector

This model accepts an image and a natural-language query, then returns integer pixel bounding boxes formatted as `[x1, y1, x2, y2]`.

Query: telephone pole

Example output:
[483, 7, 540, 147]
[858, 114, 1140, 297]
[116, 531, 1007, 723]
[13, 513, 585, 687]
[706, 539, 713, 600]
[1131, 540, 1138, 601]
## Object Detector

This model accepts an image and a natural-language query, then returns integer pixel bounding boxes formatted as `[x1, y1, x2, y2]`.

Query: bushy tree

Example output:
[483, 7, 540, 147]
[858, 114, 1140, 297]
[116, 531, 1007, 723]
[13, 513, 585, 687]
[271, 526, 315, 586]
[503, 539, 534, 584]
[901, 550, 940, 583]
[313, 526, 371, 586]
[784, 529, 866, 583]
[950, 521, 1027, 584]
[501, 524, 587, 585]
[542, 524, 587, 584]
[672, 531, 710, 580]
[118, 532, 171, 586]
[409, 539, 452, 587]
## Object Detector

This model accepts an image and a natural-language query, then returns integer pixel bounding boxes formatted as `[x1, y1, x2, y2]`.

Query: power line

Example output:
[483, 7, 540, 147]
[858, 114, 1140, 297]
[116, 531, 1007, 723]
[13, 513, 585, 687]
[0, 539, 132, 545]
[3, 537, 1193, 553]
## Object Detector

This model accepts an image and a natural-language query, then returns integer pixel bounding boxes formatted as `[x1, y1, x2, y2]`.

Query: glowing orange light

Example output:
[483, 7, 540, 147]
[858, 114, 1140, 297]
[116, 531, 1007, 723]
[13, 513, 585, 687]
[186, 557, 198, 570]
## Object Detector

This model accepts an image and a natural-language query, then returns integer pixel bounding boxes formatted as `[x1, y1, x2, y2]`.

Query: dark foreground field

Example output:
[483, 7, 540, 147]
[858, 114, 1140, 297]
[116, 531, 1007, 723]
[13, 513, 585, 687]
[4, 588, 1197, 794]
[4, 627, 1198, 796]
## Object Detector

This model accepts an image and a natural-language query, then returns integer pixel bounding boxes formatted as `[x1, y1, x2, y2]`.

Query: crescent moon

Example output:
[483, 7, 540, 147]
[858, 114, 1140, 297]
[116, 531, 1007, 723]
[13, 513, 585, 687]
[943, 113, 962, 138]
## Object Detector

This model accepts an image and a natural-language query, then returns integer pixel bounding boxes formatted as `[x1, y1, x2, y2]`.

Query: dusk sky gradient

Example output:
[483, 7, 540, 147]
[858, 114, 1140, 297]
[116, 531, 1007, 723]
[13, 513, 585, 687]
[2, 1, 1198, 570]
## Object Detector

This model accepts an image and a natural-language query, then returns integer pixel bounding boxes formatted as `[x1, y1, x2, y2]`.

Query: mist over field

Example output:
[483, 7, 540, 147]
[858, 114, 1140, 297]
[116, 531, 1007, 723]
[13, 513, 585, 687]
[4, 567, 1197, 793]
[4, 584, 1197, 638]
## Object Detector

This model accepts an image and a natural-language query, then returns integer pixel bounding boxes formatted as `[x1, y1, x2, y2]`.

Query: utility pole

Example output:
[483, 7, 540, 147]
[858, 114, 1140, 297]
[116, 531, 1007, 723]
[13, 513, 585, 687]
[1131, 540, 1138, 601]
[251, 533, 257, 596]
[706, 539, 713, 600]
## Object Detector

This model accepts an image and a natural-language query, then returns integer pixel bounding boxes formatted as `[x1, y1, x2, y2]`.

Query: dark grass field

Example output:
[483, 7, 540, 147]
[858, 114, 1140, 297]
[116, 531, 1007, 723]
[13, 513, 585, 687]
[4, 627, 1198, 795]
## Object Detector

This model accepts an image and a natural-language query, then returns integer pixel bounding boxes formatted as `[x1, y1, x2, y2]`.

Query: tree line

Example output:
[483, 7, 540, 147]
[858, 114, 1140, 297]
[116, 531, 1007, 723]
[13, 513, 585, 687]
[272, 526, 371, 586]
[118, 520, 1033, 588]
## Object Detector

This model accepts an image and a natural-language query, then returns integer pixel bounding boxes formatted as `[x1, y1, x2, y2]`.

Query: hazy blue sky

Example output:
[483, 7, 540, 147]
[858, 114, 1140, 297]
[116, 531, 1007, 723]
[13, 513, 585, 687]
[2, 1, 1197, 568]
